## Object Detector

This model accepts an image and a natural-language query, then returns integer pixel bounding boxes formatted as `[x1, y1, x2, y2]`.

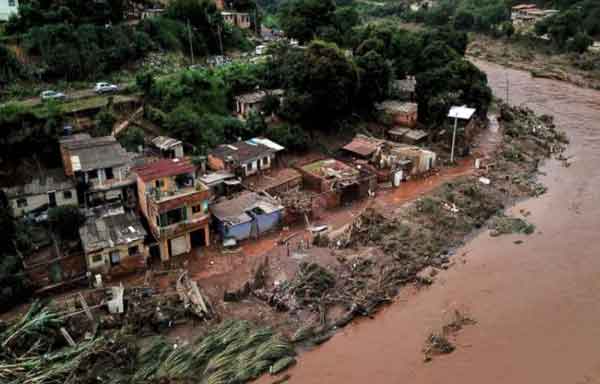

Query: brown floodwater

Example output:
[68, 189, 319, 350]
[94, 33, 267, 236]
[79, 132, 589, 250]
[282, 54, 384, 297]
[279, 60, 600, 384]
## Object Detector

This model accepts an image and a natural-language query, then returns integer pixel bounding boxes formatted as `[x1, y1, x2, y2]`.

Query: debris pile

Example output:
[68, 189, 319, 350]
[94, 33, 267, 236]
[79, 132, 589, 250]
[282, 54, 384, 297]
[423, 310, 476, 362]
[133, 319, 296, 383]
[489, 215, 535, 237]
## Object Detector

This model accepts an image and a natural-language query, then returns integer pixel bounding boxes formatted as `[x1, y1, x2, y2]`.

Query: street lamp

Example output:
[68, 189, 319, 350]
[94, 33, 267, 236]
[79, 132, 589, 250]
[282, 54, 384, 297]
[448, 105, 476, 164]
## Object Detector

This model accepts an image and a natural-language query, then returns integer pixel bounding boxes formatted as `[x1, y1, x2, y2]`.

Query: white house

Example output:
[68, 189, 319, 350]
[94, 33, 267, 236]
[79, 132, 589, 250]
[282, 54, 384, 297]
[0, 0, 18, 22]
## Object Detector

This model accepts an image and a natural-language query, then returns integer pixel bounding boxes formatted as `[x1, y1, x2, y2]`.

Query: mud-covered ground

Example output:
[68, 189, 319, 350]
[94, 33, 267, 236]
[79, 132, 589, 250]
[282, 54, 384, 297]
[468, 34, 600, 90]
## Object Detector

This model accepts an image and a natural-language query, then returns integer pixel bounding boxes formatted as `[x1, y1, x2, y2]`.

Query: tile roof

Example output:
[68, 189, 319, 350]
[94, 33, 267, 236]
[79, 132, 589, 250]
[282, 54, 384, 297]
[4, 169, 75, 198]
[134, 158, 197, 182]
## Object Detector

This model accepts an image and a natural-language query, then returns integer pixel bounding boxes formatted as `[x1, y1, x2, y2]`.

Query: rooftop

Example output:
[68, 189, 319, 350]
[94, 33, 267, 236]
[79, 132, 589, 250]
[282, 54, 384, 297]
[393, 77, 416, 93]
[199, 171, 237, 187]
[151, 136, 182, 150]
[301, 158, 359, 179]
[79, 211, 147, 254]
[210, 192, 284, 225]
[135, 158, 197, 182]
[59, 134, 133, 172]
[376, 101, 418, 114]
[342, 135, 386, 158]
[234, 89, 284, 104]
[210, 139, 276, 164]
[4, 169, 75, 198]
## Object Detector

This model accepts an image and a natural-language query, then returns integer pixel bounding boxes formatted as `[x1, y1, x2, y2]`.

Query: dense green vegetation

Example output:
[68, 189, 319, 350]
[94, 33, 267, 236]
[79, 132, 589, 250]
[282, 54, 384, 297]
[4, 0, 252, 80]
[278, 0, 360, 45]
[0, 43, 27, 85]
[0, 206, 31, 312]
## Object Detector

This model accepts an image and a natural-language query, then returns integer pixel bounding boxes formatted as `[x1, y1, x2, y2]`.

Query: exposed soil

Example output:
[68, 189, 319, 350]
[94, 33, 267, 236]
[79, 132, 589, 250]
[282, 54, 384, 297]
[468, 34, 600, 90]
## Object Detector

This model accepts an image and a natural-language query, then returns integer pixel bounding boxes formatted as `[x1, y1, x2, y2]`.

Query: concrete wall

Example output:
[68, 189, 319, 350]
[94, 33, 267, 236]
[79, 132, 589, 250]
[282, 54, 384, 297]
[9, 188, 78, 217]
[0, 0, 19, 23]
[86, 239, 146, 276]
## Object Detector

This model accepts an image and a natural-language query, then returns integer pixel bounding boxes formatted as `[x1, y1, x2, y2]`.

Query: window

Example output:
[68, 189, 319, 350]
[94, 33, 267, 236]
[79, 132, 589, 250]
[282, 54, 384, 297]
[261, 156, 269, 168]
[105, 168, 114, 180]
[110, 251, 121, 266]
[91, 254, 103, 264]
[16, 198, 28, 208]
[128, 246, 139, 256]
[192, 204, 202, 214]
[155, 179, 164, 189]
[158, 207, 187, 227]
[8, 0, 15, 6]
[88, 169, 98, 179]
[63, 190, 73, 200]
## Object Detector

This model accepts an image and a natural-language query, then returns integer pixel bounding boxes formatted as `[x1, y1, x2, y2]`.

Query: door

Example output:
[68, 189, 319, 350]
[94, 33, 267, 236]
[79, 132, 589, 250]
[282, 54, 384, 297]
[48, 191, 57, 207]
[190, 229, 206, 248]
[169, 236, 188, 257]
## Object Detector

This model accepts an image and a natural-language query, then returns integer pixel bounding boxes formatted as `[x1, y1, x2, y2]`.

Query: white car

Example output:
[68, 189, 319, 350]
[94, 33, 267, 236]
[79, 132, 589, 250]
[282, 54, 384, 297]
[94, 82, 119, 94]
[40, 90, 66, 101]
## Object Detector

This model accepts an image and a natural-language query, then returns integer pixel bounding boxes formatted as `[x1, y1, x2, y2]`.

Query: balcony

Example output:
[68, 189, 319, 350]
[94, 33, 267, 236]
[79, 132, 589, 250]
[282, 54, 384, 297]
[148, 180, 209, 205]
[158, 213, 210, 238]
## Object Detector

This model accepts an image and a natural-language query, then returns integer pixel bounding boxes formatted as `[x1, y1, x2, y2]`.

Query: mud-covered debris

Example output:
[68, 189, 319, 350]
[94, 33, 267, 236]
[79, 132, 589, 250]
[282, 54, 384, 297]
[489, 215, 535, 237]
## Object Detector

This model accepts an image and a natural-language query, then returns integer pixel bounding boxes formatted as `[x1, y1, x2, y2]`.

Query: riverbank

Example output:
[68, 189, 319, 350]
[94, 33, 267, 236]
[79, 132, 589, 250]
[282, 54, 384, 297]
[280, 59, 600, 384]
[468, 34, 600, 90]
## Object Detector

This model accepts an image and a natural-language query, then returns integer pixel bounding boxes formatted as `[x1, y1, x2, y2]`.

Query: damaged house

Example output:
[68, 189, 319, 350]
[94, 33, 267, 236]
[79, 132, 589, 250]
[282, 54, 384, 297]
[376, 100, 418, 128]
[79, 205, 147, 277]
[299, 158, 377, 207]
[342, 135, 437, 183]
[208, 138, 283, 178]
[59, 134, 137, 207]
[210, 192, 284, 242]
[135, 158, 211, 261]
[234, 90, 284, 118]
[4, 169, 78, 217]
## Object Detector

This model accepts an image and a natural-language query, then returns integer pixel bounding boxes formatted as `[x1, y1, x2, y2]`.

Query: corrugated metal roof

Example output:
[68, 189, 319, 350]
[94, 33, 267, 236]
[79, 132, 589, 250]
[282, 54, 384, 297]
[60, 135, 132, 171]
[448, 105, 476, 120]
[210, 192, 283, 225]
[152, 136, 182, 150]
[248, 137, 285, 152]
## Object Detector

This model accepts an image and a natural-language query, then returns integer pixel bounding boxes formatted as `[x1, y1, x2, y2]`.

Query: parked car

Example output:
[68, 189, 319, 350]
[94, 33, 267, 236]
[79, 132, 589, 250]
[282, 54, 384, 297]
[94, 82, 119, 94]
[40, 90, 66, 101]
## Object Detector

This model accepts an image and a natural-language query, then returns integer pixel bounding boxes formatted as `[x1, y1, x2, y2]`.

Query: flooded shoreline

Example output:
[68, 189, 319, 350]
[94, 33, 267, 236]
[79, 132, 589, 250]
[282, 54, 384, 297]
[280, 60, 600, 383]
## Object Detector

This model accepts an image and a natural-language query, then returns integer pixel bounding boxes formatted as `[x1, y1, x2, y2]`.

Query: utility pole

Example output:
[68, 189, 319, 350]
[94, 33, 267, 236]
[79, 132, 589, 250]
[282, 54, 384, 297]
[187, 19, 195, 66]
[450, 116, 458, 164]
[506, 72, 510, 104]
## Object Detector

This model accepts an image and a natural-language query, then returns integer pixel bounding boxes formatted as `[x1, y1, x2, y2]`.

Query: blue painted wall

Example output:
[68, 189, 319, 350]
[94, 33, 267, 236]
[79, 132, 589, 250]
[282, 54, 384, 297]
[214, 209, 283, 241]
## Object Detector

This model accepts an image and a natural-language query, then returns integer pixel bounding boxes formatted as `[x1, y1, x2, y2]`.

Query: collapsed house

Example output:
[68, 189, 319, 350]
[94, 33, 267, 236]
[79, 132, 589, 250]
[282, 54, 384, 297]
[242, 167, 302, 196]
[234, 90, 284, 118]
[210, 192, 285, 242]
[151, 136, 184, 159]
[79, 205, 147, 277]
[59, 134, 137, 207]
[376, 100, 418, 128]
[135, 158, 212, 261]
[342, 135, 437, 183]
[4, 169, 78, 217]
[208, 137, 283, 178]
[299, 158, 377, 207]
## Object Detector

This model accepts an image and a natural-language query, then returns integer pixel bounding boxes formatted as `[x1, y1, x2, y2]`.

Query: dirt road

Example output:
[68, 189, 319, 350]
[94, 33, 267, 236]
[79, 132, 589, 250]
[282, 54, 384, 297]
[280, 60, 600, 383]
[1, 83, 129, 108]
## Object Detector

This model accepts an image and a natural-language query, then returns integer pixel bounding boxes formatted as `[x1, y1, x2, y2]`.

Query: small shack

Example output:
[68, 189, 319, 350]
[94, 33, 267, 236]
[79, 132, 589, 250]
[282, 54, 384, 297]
[388, 127, 429, 145]
[210, 192, 285, 242]
[376, 101, 418, 128]
[151, 136, 184, 158]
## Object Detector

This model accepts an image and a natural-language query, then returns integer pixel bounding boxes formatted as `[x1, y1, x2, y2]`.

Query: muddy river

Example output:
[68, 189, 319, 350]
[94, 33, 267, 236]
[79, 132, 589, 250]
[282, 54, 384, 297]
[282, 60, 600, 383]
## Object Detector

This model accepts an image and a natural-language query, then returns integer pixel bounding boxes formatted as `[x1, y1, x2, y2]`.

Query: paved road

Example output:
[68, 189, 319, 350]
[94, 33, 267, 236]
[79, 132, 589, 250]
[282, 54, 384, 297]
[1, 83, 130, 108]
